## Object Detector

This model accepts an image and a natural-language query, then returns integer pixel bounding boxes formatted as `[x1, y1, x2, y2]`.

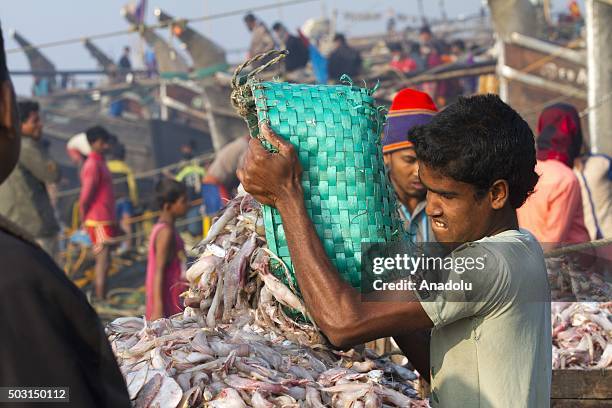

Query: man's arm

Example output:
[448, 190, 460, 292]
[238, 124, 433, 349]
[79, 162, 97, 220]
[20, 142, 60, 183]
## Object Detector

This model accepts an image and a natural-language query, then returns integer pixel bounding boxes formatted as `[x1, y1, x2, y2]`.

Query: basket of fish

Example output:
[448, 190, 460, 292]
[230, 50, 404, 290]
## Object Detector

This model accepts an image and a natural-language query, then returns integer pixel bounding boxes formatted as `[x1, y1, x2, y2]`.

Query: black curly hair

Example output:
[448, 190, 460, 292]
[85, 125, 111, 145]
[409, 94, 539, 209]
[17, 100, 39, 124]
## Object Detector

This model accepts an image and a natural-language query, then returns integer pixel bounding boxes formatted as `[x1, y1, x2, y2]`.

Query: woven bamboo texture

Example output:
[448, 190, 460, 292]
[231, 50, 404, 290]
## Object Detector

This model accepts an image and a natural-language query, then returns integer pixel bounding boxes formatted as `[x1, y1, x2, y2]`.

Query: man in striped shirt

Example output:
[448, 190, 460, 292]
[382, 88, 438, 243]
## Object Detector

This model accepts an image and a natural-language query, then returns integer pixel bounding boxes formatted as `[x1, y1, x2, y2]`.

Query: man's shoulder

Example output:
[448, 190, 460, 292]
[287, 35, 304, 48]
[254, 24, 270, 36]
[82, 155, 96, 167]
[83, 155, 105, 172]
[0, 225, 50, 288]
[538, 160, 577, 185]
[19, 137, 36, 149]
[0, 222, 89, 304]
[456, 230, 543, 270]
[451, 239, 499, 272]
[0, 215, 37, 246]
[449, 230, 548, 305]
[18, 138, 42, 159]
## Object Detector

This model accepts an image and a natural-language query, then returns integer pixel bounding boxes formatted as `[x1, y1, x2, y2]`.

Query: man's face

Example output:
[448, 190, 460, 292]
[180, 145, 193, 159]
[384, 148, 425, 200]
[245, 20, 255, 31]
[274, 28, 288, 43]
[419, 163, 494, 244]
[91, 138, 111, 155]
[21, 111, 43, 140]
[419, 32, 431, 45]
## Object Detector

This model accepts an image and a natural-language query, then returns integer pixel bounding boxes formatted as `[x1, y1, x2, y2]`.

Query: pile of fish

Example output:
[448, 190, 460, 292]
[546, 257, 611, 302]
[107, 194, 427, 407]
[552, 302, 612, 369]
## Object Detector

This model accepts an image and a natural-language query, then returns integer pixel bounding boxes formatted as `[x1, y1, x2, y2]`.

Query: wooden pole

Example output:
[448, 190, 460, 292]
[586, 0, 612, 155]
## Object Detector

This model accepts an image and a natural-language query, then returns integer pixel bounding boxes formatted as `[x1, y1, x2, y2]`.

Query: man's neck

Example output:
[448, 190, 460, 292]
[401, 195, 422, 214]
[392, 180, 423, 214]
[485, 207, 520, 237]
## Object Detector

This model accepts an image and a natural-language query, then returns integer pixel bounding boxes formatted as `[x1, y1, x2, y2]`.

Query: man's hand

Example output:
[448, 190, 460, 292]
[237, 122, 303, 207]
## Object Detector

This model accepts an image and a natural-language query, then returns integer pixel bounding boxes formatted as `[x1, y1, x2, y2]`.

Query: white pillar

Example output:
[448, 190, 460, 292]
[585, 0, 612, 154]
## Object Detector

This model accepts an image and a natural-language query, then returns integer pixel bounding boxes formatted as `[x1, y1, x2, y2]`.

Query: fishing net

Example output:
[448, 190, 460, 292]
[231, 50, 404, 290]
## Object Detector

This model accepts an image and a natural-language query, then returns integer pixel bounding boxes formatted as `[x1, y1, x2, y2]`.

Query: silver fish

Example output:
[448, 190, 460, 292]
[206, 266, 225, 327]
[251, 390, 274, 408]
[223, 233, 258, 320]
[199, 204, 238, 248]
[224, 374, 286, 394]
[148, 375, 183, 408]
[305, 386, 326, 408]
[207, 387, 247, 408]
[134, 373, 162, 408]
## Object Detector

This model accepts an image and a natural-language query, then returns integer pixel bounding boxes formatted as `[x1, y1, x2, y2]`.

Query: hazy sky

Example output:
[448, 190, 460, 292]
[2, 0, 581, 95]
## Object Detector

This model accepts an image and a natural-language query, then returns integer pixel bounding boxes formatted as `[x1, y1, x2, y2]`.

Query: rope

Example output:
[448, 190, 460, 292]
[516, 38, 583, 76]
[124, 198, 202, 226]
[498, 33, 610, 122]
[230, 49, 288, 136]
[520, 88, 612, 121]
[544, 237, 612, 258]
[6, 0, 317, 54]
[55, 152, 214, 199]
[65, 213, 205, 248]
[58, 197, 203, 242]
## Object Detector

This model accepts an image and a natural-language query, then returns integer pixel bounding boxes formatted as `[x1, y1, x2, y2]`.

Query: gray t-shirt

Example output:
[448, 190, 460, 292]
[417, 229, 552, 407]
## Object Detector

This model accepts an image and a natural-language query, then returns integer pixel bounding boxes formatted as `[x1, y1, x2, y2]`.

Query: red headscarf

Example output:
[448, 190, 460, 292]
[536, 103, 583, 168]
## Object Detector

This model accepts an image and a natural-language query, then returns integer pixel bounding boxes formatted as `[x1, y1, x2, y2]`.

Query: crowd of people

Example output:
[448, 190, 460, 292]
[2, 51, 609, 311]
[0, 94, 250, 306]
[386, 25, 480, 106]
[242, 12, 479, 108]
[0, 14, 610, 405]
[380, 90, 611, 251]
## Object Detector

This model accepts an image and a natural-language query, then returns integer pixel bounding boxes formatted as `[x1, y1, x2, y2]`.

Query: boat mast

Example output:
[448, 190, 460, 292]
[417, 0, 427, 25]
[439, 0, 448, 23]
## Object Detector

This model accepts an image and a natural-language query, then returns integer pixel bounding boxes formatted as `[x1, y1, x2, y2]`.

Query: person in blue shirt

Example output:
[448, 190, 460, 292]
[381, 88, 438, 243]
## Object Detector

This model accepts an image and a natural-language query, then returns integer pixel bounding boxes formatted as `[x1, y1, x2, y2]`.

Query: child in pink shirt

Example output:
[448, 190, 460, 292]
[146, 179, 189, 321]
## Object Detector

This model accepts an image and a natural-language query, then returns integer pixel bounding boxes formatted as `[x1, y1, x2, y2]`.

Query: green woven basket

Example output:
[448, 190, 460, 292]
[232, 52, 404, 290]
